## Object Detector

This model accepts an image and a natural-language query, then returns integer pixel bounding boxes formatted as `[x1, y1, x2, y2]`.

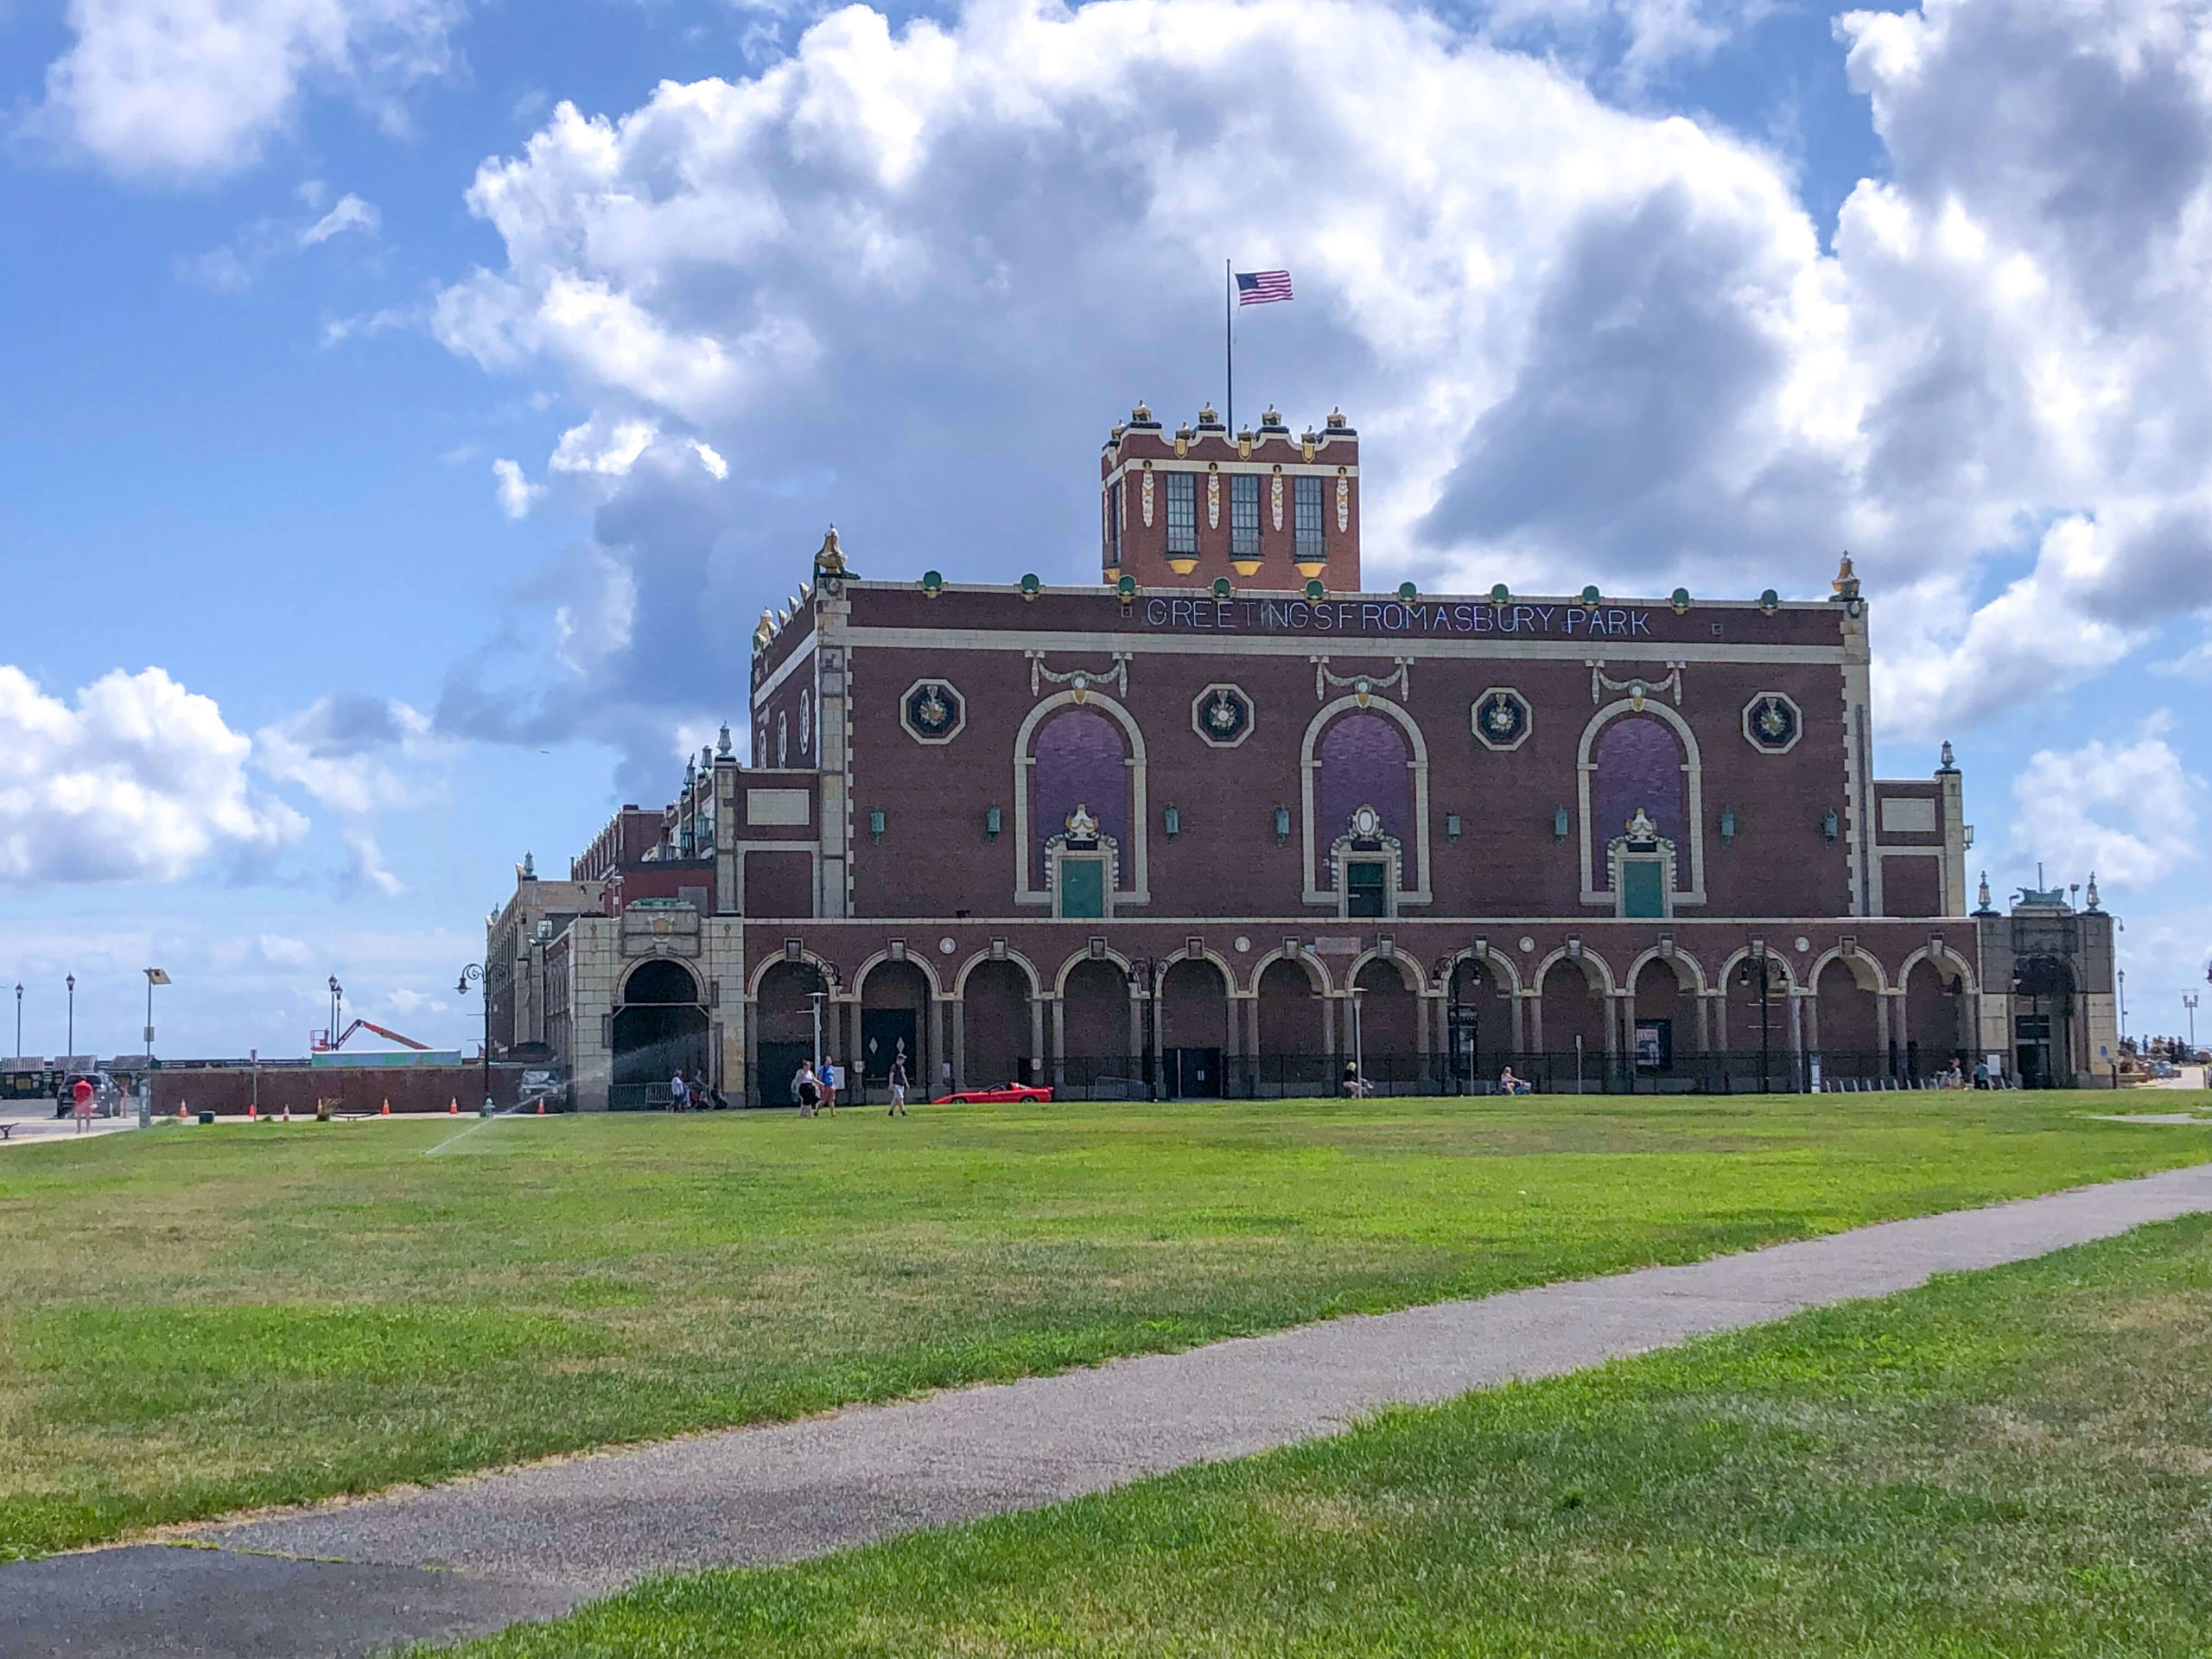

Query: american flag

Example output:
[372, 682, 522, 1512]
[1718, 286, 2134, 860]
[1236, 269, 1294, 306]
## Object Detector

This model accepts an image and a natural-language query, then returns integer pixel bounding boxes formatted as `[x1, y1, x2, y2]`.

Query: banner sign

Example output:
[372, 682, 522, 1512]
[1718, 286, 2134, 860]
[1142, 596, 1656, 638]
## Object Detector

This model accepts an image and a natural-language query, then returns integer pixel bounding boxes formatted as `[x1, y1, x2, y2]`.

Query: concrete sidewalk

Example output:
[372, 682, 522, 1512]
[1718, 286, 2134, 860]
[10, 1161, 2212, 1657]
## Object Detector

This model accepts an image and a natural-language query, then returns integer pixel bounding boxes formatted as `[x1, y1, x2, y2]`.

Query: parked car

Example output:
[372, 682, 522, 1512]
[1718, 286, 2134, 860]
[54, 1072, 126, 1118]
[931, 1081, 1054, 1105]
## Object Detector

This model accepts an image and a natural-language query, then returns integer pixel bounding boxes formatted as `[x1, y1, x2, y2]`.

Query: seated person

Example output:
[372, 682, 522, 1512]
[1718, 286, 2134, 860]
[1497, 1065, 1530, 1096]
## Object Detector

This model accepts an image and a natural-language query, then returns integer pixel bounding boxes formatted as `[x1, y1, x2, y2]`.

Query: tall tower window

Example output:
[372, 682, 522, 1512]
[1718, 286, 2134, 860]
[1230, 474, 1260, 563]
[1105, 479, 1123, 571]
[1166, 472, 1198, 557]
[1294, 475, 1324, 564]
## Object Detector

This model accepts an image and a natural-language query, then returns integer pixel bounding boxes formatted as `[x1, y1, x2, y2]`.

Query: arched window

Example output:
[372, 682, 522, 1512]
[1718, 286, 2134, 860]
[1030, 706, 1132, 914]
[1585, 711, 1696, 915]
[1315, 711, 1413, 913]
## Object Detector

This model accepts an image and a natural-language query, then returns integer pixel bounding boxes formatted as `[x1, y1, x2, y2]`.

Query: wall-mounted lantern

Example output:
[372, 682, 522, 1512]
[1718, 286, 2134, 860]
[869, 809, 887, 843]
[1446, 813, 1463, 842]
[1719, 808, 1737, 842]
[985, 804, 1002, 842]
[1164, 804, 1182, 839]
[1821, 809, 1839, 842]
[1274, 805, 1291, 845]
[1553, 806, 1570, 840]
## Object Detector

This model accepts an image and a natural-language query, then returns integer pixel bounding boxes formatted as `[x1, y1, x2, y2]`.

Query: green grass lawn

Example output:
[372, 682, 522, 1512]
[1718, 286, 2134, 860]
[2, 1091, 2206, 1561]
[430, 1210, 2212, 1658]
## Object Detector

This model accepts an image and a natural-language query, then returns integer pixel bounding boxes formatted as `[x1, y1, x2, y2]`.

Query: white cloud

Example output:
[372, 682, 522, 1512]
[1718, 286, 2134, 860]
[491, 457, 544, 518]
[2010, 721, 2207, 891]
[424, 0, 2212, 780]
[549, 414, 659, 478]
[342, 829, 404, 896]
[34, 0, 461, 181]
[0, 665, 305, 884]
[300, 191, 378, 245]
[251, 691, 442, 815]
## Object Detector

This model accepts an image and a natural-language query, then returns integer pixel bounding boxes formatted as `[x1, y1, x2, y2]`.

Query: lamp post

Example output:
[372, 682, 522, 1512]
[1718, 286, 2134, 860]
[2184, 992, 2199, 1054]
[1125, 957, 1160, 1100]
[1350, 985, 1365, 1097]
[143, 968, 168, 1070]
[65, 973, 74, 1061]
[1738, 938, 1776, 1096]
[2118, 968, 2128, 1048]
[457, 964, 491, 1111]
[13, 982, 21, 1064]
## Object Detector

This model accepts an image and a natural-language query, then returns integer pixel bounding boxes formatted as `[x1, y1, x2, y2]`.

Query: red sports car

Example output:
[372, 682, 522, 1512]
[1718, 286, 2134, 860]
[931, 1081, 1054, 1104]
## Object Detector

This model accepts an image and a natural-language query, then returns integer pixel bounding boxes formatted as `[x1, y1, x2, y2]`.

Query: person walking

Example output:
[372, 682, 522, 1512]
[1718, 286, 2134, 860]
[819, 1058, 840, 1112]
[796, 1062, 822, 1117]
[1973, 1057, 1991, 1090]
[669, 1070, 690, 1111]
[887, 1054, 908, 1116]
[71, 1076, 94, 1132]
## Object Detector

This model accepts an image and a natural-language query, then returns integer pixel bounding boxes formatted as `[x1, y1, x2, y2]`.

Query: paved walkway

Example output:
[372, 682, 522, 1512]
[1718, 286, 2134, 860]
[10, 1162, 2212, 1657]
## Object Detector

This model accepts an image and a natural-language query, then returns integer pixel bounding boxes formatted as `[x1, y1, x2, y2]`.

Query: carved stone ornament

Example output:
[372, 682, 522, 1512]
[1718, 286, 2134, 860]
[900, 678, 967, 745]
[1351, 804, 1382, 840]
[1271, 467, 1284, 531]
[1471, 687, 1531, 751]
[1064, 804, 1100, 841]
[1029, 652, 1130, 701]
[1191, 683, 1255, 747]
[1336, 471, 1349, 532]
[1741, 690, 1802, 753]
[1625, 806, 1660, 844]
[1207, 466, 1221, 529]
[1141, 463, 1154, 527]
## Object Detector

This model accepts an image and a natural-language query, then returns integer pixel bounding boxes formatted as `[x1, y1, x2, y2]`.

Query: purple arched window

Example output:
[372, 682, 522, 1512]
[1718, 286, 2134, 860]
[1314, 712, 1413, 887]
[1032, 708, 1131, 889]
[1589, 715, 1688, 889]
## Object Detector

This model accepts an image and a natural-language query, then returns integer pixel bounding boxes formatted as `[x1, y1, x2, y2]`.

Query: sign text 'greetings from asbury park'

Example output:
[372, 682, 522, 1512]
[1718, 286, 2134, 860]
[1142, 596, 1656, 637]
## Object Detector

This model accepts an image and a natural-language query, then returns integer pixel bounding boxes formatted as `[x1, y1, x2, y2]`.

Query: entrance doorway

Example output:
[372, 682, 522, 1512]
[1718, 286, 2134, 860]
[611, 960, 709, 1103]
[1165, 1046, 1223, 1098]
[861, 1009, 918, 1087]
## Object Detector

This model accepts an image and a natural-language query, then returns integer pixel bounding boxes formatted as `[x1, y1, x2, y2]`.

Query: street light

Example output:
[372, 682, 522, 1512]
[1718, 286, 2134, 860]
[327, 976, 344, 1051]
[66, 973, 75, 1061]
[1738, 938, 1777, 1096]
[457, 964, 491, 1112]
[2185, 992, 2200, 1054]
[1124, 957, 1160, 1101]
[143, 969, 169, 1069]
[13, 982, 21, 1064]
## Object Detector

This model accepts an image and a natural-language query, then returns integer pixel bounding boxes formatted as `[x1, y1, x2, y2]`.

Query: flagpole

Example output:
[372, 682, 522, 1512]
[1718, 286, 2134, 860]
[1224, 258, 1234, 438]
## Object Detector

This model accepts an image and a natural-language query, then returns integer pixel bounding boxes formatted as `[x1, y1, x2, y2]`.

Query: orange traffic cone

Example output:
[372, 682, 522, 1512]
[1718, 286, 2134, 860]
[448, 1098, 459, 1115]
[380, 1099, 391, 1116]
[177, 1103, 188, 1121]
[247, 1103, 257, 1120]
[535, 1099, 545, 1115]
[282, 1105, 291, 1122]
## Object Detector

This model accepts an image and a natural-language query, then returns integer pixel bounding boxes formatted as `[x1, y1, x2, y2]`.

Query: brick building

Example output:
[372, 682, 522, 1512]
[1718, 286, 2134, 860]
[489, 404, 2120, 1105]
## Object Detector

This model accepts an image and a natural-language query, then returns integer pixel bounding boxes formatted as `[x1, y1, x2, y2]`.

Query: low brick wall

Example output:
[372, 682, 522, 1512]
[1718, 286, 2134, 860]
[150, 1066, 531, 1116]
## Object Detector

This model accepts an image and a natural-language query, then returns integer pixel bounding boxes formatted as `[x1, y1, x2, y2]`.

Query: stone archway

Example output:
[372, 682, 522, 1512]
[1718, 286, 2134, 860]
[1630, 957, 1700, 1077]
[1537, 957, 1609, 1086]
[962, 960, 1033, 1090]
[612, 959, 709, 1101]
[858, 959, 932, 1093]
[1813, 957, 1883, 1078]
[753, 958, 828, 1106]
[1350, 957, 1420, 1091]
[1160, 957, 1230, 1098]
[1255, 957, 1327, 1097]
[1059, 958, 1130, 1096]
[1900, 957, 1967, 1079]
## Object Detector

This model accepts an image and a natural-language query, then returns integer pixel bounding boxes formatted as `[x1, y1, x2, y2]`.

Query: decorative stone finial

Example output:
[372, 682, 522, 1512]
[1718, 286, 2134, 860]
[1325, 407, 1347, 429]
[1831, 551, 1860, 600]
[1198, 403, 1220, 427]
[1940, 739, 1955, 771]
[1976, 870, 1993, 912]
[716, 723, 733, 758]
[814, 524, 848, 578]
[1260, 405, 1282, 428]
[1131, 400, 1152, 423]
[2086, 872, 2101, 911]
[519, 851, 536, 879]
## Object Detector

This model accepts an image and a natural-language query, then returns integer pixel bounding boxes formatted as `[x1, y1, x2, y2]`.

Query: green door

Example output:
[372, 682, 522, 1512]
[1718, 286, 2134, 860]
[1622, 859, 1664, 918]
[1059, 858, 1105, 918]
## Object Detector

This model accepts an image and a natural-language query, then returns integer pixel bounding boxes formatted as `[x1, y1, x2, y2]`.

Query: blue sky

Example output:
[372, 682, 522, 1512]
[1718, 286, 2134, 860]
[1, 0, 2207, 1061]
